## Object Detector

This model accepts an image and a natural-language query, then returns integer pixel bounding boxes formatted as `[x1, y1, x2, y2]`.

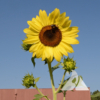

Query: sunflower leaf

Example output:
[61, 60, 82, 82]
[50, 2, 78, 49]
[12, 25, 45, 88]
[35, 77, 40, 83]
[33, 94, 48, 100]
[51, 62, 61, 72]
[31, 56, 36, 67]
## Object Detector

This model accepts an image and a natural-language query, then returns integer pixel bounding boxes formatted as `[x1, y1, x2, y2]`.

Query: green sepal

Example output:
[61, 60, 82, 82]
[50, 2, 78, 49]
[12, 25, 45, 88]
[44, 58, 48, 65]
[35, 77, 40, 83]
[32, 84, 36, 88]
[51, 62, 61, 72]
[44, 57, 54, 65]
[21, 40, 32, 51]
[58, 90, 63, 93]
[31, 56, 36, 67]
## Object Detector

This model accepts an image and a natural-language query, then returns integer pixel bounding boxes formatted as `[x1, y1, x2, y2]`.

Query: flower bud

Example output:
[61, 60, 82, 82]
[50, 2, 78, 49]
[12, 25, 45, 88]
[62, 57, 77, 73]
[22, 73, 35, 88]
[21, 40, 32, 51]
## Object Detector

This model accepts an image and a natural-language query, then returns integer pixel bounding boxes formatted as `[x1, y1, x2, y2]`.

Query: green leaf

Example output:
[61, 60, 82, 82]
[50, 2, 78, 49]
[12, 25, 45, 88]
[35, 77, 40, 83]
[51, 62, 61, 72]
[34, 94, 43, 98]
[33, 98, 39, 100]
[31, 56, 36, 67]
[33, 94, 47, 100]
[72, 78, 76, 83]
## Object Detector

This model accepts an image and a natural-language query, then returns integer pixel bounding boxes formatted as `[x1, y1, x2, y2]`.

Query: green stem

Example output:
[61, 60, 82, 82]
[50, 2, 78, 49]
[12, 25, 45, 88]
[56, 71, 66, 94]
[63, 91, 66, 100]
[47, 60, 56, 100]
[35, 85, 49, 100]
[63, 96, 65, 100]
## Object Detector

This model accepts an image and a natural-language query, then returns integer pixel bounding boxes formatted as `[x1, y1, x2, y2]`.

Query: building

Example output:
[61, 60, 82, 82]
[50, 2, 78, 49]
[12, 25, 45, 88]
[0, 88, 91, 100]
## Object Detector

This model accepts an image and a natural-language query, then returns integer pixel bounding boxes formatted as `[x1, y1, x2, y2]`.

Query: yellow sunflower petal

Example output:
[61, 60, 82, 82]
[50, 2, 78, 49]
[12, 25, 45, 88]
[27, 21, 41, 32]
[32, 52, 36, 58]
[32, 17, 43, 28]
[36, 43, 44, 58]
[53, 46, 62, 62]
[23, 36, 39, 44]
[60, 42, 74, 53]
[41, 50, 46, 61]
[45, 47, 54, 62]
[57, 44, 68, 56]
[61, 16, 69, 27]
[63, 26, 79, 33]
[29, 43, 39, 53]
[23, 28, 39, 36]
[62, 32, 79, 37]
[59, 20, 71, 31]
[48, 8, 60, 24]
[39, 10, 48, 26]
[62, 37, 79, 44]
[62, 26, 79, 37]
[41, 46, 51, 61]
[55, 12, 66, 25]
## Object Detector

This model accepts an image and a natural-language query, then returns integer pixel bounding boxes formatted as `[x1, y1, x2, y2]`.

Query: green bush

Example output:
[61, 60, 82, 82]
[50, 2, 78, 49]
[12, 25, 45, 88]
[91, 90, 100, 100]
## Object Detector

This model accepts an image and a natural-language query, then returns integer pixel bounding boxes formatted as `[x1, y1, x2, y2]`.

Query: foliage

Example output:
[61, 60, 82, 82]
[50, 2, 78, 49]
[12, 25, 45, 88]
[31, 56, 36, 67]
[33, 94, 48, 100]
[91, 90, 100, 100]
[51, 62, 61, 72]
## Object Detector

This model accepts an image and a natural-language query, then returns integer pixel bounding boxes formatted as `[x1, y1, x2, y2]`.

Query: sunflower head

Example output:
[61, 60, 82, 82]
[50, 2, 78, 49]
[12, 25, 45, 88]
[22, 73, 35, 88]
[61, 57, 77, 73]
[22, 8, 79, 62]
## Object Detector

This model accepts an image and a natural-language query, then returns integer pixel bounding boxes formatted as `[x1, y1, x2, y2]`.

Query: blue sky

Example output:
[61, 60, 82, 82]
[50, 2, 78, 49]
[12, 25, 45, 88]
[0, 0, 100, 93]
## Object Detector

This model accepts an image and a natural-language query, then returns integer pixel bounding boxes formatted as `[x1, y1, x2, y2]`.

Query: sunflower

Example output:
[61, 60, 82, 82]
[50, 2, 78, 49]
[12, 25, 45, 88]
[23, 8, 79, 62]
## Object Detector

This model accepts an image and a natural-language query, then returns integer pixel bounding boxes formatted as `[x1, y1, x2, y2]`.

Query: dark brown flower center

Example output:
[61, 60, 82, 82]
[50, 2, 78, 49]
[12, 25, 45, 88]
[39, 25, 62, 47]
